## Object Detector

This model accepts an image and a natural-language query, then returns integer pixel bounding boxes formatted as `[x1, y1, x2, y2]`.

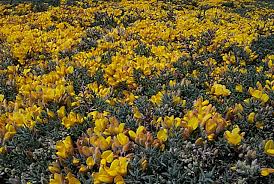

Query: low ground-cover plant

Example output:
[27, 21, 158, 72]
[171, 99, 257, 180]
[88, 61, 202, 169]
[0, 0, 273, 183]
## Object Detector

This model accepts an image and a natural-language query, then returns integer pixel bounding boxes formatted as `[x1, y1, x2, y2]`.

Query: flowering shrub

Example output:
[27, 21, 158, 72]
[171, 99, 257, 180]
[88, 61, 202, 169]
[0, 0, 273, 183]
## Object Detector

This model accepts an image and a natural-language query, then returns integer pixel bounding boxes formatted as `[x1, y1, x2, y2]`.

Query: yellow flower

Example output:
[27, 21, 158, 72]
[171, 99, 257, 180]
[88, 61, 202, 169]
[66, 172, 80, 184]
[101, 150, 114, 163]
[93, 170, 113, 183]
[248, 88, 269, 103]
[207, 134, 215, 141]
[175, 117, 182, 128]
[57, 106, 66, 119]
[66, 66, 74, 74]
[60, 0, 68, 5]
[123, 91, 137, 105]
[202, 114, 212, 125]
[79, 165, 88, 173]
[264, 140, 274, 156]
[49, 173, 64, 184]
[136, 126, 145, 135]
[205, 120, 217, 135]
[150, 91, 163, 105]
[118, 157, 129, 176]
[261, 94, 269, 103]
[4, 124, 16, 141]
[103, 157, 129, 178]
[62, 112, 83, 129]
[0, 94, 4, 102]
[105, 160, 120, 176]
[249, 88, 262, 99]
[244, 98, 251, 105]
[47, 109, 55, 118]
[0, 146, 6, 154]
[163, 115, 175, 128]
[56, 136, 74, 159]
[72, 157, 80, 165]
[94, 117, 108, 135]
[23, 68, 31, 75]
[172, 96, 181, 105]
[48, 162, 60, 174]
[97, 136, 111, 150]
[224, 126, 243, 145]
[157, 129, 168, 142]
[133, 107, 143, 119]
[202, 100, 209, 106]
[128, 130, 136, 140]
[169, 80, 176, 87]
[117, 133, 129, 146]
[114, 175, 125, 184]
[86, 156, 95, 168]
[235, 84, 243, 92]
[117, 123, 125, 134]
[247, 112, 255, 123]
[187, 116, 199, 131]
[234, 103, 244, 113]
[211, 83, 231, 96]
[261, 168, 274, 176]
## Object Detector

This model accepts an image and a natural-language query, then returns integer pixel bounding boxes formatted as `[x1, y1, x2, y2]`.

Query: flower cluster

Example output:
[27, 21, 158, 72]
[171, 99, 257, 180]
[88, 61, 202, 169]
[0, 0, 273, 183]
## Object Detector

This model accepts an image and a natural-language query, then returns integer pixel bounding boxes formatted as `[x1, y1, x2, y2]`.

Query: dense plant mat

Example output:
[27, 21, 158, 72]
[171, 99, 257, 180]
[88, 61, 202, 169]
[0, 0, 273, 183]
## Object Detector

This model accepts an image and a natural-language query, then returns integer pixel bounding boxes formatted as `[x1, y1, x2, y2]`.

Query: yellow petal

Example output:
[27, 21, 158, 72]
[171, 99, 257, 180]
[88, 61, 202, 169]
[157, 129, 168, 142]
[207, 134, 215, 141]
[98, 136, 110, 150]
[79, 165, 88, 173]
[266, 149, 274, 156]
[66, 66, 74, 74]
[250, 89, 262, 99]
[261, 168, 274, 176]
[188, 116, 199, 130]
[232, 127, 240, 134]
[118, 123, 125, 133]
[202, 114, 212, 124]
[261, 169, 270, 176]
[97, 173, 113, 183]
[247, 112, 255, 123]
[261, 94, 269, 103]
[72, 157, 80, 165]
[114, 175, 125, 184]
[101, 150, 114, 163]
[118, 157, 128, 175]
[235, 84, 243, 92]
[64, 136, 73, 151]
[205, 120, 217, 134]
[0, 146, 6, 154]
[86, 156, 95, 168]
[265, 140, 274, 156]
[133, 107, 143, 119]
[66, 172, 80, 184]
[0, 94, 4, 102]
[107, 160, 120, 176]
[49, 173, 64, 184]
[136, 126, 145, 135]
[224, 128, 242, 145]
[47, 109, 55, 118]
[48, 165, 60, 174]
[128, 130, 136, 140]
[117, 133, 129, 146]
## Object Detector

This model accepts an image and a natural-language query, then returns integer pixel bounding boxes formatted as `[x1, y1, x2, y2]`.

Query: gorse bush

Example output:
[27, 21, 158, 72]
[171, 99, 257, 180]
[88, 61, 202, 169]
[0, 0, 273, 183]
